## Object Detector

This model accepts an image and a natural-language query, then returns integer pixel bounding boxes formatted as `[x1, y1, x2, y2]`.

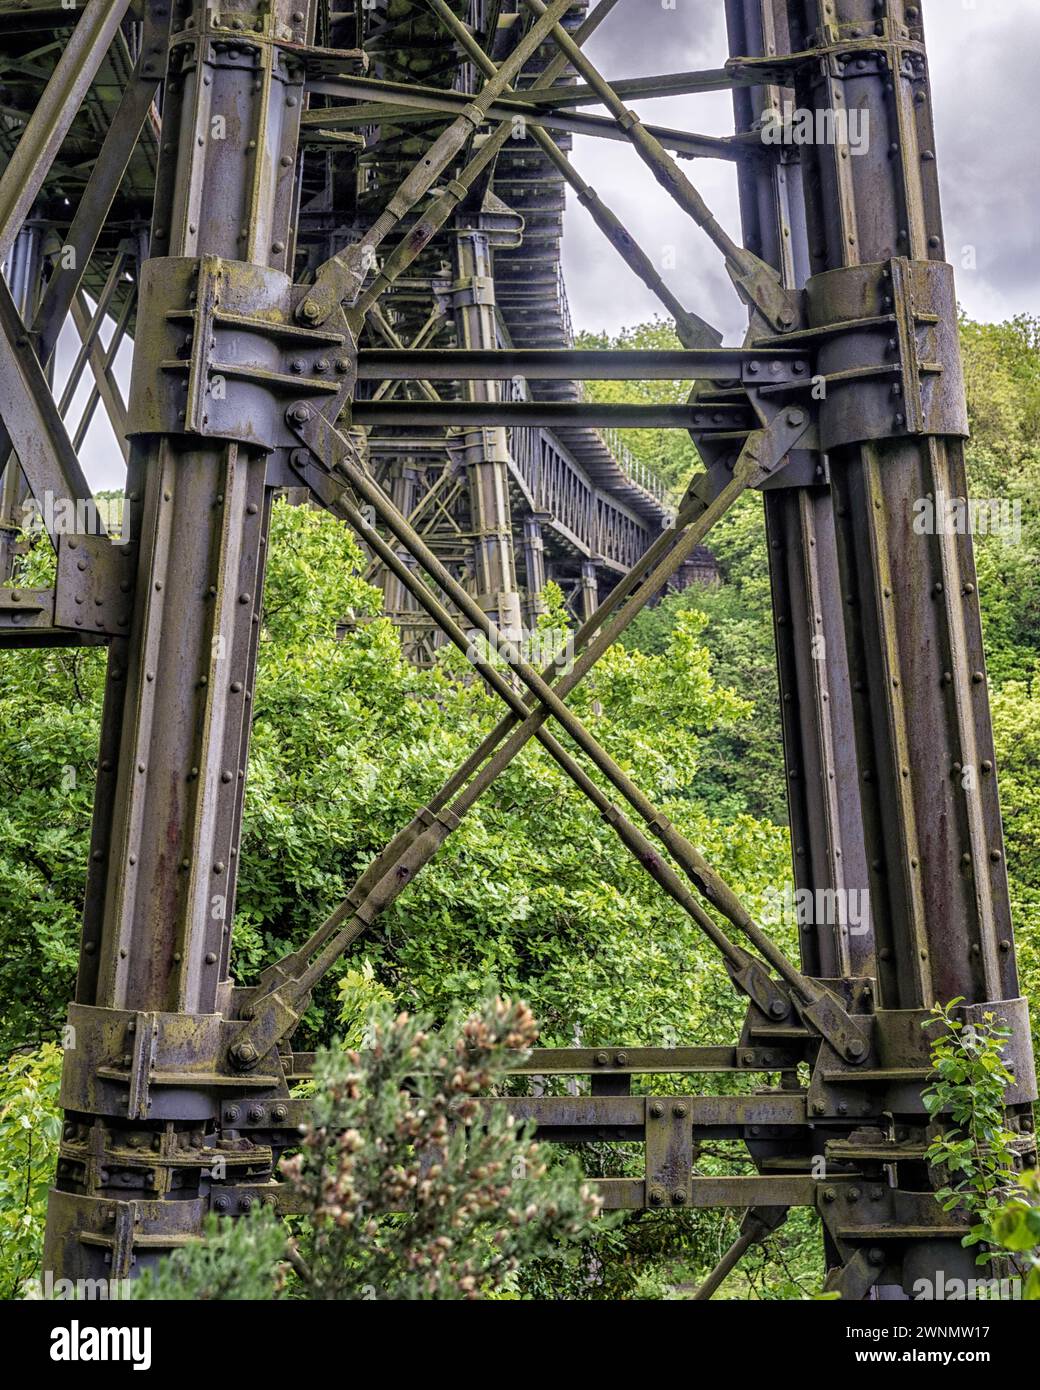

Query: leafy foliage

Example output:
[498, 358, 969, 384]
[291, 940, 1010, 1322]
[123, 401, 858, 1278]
[0, 1043, 63, 1298]
[922, 1001, 1021, 1254]
[283, 996, 602, 1299]
[990, 1168, 1040, 1299]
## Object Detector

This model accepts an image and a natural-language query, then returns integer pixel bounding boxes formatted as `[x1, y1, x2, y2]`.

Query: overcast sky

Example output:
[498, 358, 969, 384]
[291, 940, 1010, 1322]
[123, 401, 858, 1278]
[60, 0, 1040, 490]
[561, 0, 1040, 340]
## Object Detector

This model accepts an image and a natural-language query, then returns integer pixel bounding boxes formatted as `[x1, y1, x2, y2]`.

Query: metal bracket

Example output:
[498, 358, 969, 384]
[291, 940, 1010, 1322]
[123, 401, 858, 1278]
[646, 1097, 694, 1209]
[54, 531, 135, 636]
[794, 257, 968, 450]
[127, 256, 356, 449]
[60, 1002, 286, 1122]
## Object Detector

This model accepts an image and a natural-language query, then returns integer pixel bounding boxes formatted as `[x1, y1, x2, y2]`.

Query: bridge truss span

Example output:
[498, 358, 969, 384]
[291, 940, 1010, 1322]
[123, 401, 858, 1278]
[0, 0, 1034, 1300]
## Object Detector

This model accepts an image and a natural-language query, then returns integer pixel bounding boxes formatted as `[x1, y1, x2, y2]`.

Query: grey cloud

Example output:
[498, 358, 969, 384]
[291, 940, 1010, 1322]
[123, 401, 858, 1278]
[562, 0, 1040, 336]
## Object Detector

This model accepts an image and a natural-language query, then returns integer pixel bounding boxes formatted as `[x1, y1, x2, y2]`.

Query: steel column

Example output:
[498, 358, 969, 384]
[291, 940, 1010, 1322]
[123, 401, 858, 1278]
[452, 227, 524, 640]
[44, 0, 319, 1280]
[725, 0, 872, 982]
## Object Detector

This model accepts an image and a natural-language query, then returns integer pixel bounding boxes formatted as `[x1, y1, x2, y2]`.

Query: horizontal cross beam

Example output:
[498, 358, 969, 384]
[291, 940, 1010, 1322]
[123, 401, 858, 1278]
[352, 401, 756, 429]
[356, 348, 808, 381]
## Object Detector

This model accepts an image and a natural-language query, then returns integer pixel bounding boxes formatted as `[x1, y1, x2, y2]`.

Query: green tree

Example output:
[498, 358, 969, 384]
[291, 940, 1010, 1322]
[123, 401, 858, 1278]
[0, 1043, 63, 1297]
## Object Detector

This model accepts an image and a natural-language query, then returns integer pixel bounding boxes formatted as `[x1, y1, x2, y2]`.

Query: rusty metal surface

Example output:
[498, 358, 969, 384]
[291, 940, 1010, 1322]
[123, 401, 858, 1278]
[0, 0, 1031, 1298]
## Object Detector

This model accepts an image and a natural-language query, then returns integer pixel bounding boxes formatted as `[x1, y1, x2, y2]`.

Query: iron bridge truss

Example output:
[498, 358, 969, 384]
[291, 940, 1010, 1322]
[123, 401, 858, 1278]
[0, 0, 1035, 1300]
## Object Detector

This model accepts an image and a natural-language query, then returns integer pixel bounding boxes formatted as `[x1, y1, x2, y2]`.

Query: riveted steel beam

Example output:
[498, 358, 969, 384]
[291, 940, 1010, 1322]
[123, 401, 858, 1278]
[356, 347, 807, 381]
[44, 0, 332, 1283]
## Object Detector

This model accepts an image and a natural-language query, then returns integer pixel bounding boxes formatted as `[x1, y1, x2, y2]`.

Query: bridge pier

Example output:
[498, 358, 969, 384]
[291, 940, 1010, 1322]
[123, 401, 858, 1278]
[0, 0, 1026, 1295]
[452, 226, 524, 643]
[44, 0, 321, 1281]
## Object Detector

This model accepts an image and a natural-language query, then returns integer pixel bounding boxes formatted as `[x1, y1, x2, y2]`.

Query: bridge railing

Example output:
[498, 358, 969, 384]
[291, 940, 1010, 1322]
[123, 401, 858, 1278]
[507, 424, 652, 572]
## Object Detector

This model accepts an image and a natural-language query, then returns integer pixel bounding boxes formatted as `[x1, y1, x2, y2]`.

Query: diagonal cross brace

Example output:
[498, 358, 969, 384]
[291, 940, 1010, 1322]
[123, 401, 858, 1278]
[519, 0, 802, 334]
[349, 0, 621, 323]
[298, 0, 577, 324]
[230, 440, 758, 1065]
[0, 0, 134, 261]
[229, 403, 870, 1068]
[423, 0, 721, 350]
[0, 278, 103, 548]
[296, 447, 790, 1023]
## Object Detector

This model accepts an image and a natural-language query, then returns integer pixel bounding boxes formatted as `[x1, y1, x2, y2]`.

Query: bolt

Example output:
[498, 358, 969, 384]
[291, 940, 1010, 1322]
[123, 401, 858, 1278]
[224, 1106, 240, 1123]
[649, 1101, 664, 1118]
[868, 1247, 885, 1265]
[233, 1042, 258, 1066]
[672, 1103, 687, 1119]
[594, 1051, 609, 1065]
[301, 299, 321, 321]
[671, 1189, 687, 1206]
[614, 1051, 628, 1065]
[288, 403, 312, 425]
[649, 1187, 666, 1206]
[213, 1194, 230, 1212]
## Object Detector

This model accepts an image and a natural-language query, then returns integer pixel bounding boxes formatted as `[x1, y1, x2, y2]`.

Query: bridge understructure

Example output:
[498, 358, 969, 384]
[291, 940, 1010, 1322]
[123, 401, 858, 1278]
[0, 0, 1034, 1299]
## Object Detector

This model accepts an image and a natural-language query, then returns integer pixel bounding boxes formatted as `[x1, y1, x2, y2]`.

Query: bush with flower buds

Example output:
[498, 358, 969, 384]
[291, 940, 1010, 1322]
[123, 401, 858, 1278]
[282, 995, 603, 1299]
